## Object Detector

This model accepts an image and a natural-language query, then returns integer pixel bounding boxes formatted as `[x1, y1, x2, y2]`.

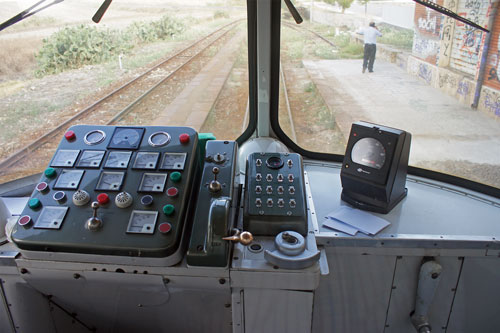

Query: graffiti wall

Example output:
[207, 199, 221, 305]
[479, 86, 500, 117]
[412, 0, 444, 64]
[484, 7, 500, 91]
[449, 0, 494, 76]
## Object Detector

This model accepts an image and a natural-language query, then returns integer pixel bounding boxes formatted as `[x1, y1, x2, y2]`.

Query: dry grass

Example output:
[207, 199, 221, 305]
[0, 38, 42, 81]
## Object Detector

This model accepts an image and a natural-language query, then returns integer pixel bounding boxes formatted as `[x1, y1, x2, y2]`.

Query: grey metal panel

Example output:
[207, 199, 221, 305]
[0, 279, 15, 333]
[447, 257, 500, 333]
[21, 268, 232, 333]
[312, 249, 396, 333]
[0, 273, 56, 332]
[385, 256, 462, 333]
[304, 163, 500, 248]
[244, 288, 313, 333]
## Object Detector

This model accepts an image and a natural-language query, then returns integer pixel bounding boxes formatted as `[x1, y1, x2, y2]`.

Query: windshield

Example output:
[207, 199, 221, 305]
[278, 0, 500, 189]
[0, 0, 499, 191]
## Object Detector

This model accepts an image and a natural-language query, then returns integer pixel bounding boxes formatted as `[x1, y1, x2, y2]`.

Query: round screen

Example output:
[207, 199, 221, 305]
[351, 138, 386, 170]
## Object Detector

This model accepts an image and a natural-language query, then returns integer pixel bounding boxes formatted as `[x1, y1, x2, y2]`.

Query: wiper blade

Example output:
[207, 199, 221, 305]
[92, 0, 113, 24]
[0, 0, 64, 32]
[413, 0, 489, 33]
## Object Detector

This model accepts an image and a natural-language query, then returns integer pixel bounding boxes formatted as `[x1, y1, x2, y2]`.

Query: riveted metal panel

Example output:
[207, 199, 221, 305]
[447, 257, 500, 332]
[384, 256, 462, 332]
[312, 249, 396, 333]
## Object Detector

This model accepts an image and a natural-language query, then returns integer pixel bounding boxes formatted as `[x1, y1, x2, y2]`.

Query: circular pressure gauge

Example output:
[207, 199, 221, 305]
[148, 132, 171, 147]
[84, 130, 106, 145]
[113, 129, 140, 146]
[351, 138, 386, 170]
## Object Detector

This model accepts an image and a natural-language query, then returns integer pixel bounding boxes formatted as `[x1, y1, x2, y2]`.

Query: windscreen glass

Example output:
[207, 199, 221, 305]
[0, 0, 248, 184]
[278, 0, 500, 189]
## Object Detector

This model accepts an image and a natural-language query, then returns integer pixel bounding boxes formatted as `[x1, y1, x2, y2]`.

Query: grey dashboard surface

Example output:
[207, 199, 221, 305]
[304, 162, 500, 248]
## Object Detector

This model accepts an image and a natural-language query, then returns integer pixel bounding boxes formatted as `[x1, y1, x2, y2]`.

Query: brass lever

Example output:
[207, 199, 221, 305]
[222, 229, 253, 245]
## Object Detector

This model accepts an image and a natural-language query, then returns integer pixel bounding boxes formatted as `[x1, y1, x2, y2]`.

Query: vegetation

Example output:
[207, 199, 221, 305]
[333, 34, 363, 58]
[322, 0, 355, 14]
[35, 15, 185, 76]
[378, 24, 413, 50]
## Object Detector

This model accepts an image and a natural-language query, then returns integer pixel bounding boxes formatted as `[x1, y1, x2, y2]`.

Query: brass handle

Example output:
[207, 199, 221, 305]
[222, 230, 253, 245]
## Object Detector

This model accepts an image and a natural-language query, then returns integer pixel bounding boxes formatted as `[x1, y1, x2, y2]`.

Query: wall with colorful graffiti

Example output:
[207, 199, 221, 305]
[412, 0, 444, 64]
[484, 9, 500, 91]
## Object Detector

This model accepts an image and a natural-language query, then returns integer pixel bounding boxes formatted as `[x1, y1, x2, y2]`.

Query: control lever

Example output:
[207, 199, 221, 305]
[222, 229, 254, 245]
[86, 201, 103, 231]
[209, 167, 222, 193]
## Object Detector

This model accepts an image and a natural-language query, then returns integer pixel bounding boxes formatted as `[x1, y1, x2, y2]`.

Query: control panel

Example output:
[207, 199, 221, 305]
[12, 125, 198, 262]
[243, 152, 307, 236]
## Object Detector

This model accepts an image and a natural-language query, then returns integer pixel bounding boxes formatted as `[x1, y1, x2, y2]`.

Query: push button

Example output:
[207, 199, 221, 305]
[266, 174, 273, 182]
[179, 133, 190, 144]
[256, 173, 262, 181]
[267, 198, 273, 207]
[167, 187, 179, 198]
[289, 186, 295, 195]
[289, 199, 296, 208]
[277, 174, 284, 182]
[141, 195, 154, 206]
[277, 186, 284, 194]
[53, 191, 66, 202]
[97, 193, 110, 205]
[288, 174, 294, 182]
[256, 159, 262, 167]
[255, 198, 262, 208]
[278, 198, 285, 207]
[255, 185, 262, 194]
[44, 168, 57, 178]
[18, 215, 32, 226]
[163, 204, 175, 216]
[266, 186, 273, 194]
[64, 130, 76, 141]
[158, 222, 172, 234]
[28, 198, 41, 209]
[170, 171, 182, 183]
[36, 182, 49, 193]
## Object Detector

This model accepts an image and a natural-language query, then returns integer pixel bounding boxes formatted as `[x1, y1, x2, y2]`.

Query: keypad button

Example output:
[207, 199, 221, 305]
[266, 186, 273, 194]
[277, 198, 285, 207]
[267, 198, 273, 207]
[288, 174, 294, 182]
[256, 173, 262, 181]
[289, 186, 295, 195]
[256, 159, 262, 167]
[277, 174, 284, 182]
[255, 198, 262, 208]
[266, 174, 273, 182]
[277, 186, 284, 194]
[289, 199, 296, 208]
[255, 185, 262, 194]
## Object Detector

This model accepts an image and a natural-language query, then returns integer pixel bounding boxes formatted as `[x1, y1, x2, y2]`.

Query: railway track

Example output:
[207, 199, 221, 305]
[0, 20, 243, 182]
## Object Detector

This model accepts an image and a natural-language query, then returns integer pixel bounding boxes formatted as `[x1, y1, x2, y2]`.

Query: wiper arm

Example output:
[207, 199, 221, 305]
[0, 0, 64, 32]
[284, 0, 303, 24]
[92, 0, 113, 24]
[413, 0, 489, 33]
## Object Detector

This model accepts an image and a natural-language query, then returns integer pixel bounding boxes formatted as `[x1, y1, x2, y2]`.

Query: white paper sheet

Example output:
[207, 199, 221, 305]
[326, 206, 390, 235]
[323, 217, 359, 236]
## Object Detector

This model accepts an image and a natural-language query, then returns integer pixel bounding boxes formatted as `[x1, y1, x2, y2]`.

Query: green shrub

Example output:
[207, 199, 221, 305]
[126, 16, 185, 43]
[35, 25, 129, 76]
[213, 10, 230, 19]
[378, 26, 413, 49]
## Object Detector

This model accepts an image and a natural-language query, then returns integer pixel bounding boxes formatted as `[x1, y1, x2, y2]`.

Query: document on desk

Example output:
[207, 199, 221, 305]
[323, 218, 359, 236]
[325, 206, 390, 235]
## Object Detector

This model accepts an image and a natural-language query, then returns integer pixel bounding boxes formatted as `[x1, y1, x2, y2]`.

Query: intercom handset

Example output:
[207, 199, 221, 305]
[243, 152, 307, 236]
[187, 140, 238, 267]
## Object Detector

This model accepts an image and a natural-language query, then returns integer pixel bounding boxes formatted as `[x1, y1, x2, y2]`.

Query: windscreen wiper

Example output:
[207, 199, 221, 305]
[0, 0, 64, 32]
[413, 0, 489, 33]
[284, 0, 303, 24]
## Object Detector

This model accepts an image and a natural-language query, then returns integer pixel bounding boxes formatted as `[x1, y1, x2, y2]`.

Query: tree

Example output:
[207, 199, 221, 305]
[323, 0, 355, 14]
[358, 0, 370, 16]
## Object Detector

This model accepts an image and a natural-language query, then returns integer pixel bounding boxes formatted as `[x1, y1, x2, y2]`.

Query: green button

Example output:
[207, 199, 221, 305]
[28, 198, 41, 209]
[170, 172, 182, 183]
[163, 204, 175, 216]
[44, 168, 56, 178]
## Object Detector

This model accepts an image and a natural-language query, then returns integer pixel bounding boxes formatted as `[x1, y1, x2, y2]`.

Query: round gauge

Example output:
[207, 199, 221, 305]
[266, 156, 284, 169]
[127, 211, 158, 234]
[139, 173, 167, 193]
[113, 129, 140, 146]
[148, 132, 171, 147]
[351, 138, 386, 170]
[51, 150, 80, 167]
[84, 130, 106, 145]
[77, 150, 105, 168]
[133, 152, 160, 169]
[54, 170, 84, 189]
[96, 172, 125, 191]
[105, 151, 132, 169]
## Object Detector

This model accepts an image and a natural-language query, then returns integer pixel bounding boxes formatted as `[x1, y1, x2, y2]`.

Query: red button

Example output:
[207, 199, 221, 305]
[36, 182, 49, 192]
[97, 193, 110, 205]
[158, 222, 172, 234]
[166, 187, 179, 197]
[65, 130, 76, 141]
[179, 133, 190, 144]
[18, 215, 32, 226]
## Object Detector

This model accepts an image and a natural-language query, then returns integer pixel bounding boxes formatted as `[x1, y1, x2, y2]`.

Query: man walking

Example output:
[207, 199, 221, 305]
[357, 22, 382, 73]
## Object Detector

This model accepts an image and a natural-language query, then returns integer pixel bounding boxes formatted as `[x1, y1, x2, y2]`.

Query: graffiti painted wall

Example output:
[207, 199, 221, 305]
[449, 0, 494, 76]
[412, 0, 444, 64]
[484, 8, 500, 90]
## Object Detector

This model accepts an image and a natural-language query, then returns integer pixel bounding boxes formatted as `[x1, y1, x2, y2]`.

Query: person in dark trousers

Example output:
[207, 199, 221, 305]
[357, 22, 382, 73]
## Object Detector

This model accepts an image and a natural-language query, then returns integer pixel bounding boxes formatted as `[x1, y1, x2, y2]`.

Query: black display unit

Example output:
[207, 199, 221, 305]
[340, 121, 411, 214]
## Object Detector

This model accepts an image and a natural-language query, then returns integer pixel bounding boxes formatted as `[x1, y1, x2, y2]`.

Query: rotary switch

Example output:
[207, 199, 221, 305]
[72, 190, 90, 206]
[115, 192, 133, 208]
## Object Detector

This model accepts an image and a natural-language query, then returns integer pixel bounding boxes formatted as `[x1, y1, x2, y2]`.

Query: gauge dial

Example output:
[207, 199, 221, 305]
[126, 210, 158, 234]
[133, 152, 160, 169]
[84, 130, 106, 145]
[104, 151, 132, 169]
[77, 150, 105, 168]
[54, 170, 84, 189]
[351, 138, 386, 170]
[108, 127, 145, 149]
[160, 153, 187, 170]
[266, 156, 284, 169]
[138, 173, 167, 193]
[148, 132, 171, 147]
[96, 171, 125, 191]
[51, 150, 80, 167]
[34, 206, 69, 229]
